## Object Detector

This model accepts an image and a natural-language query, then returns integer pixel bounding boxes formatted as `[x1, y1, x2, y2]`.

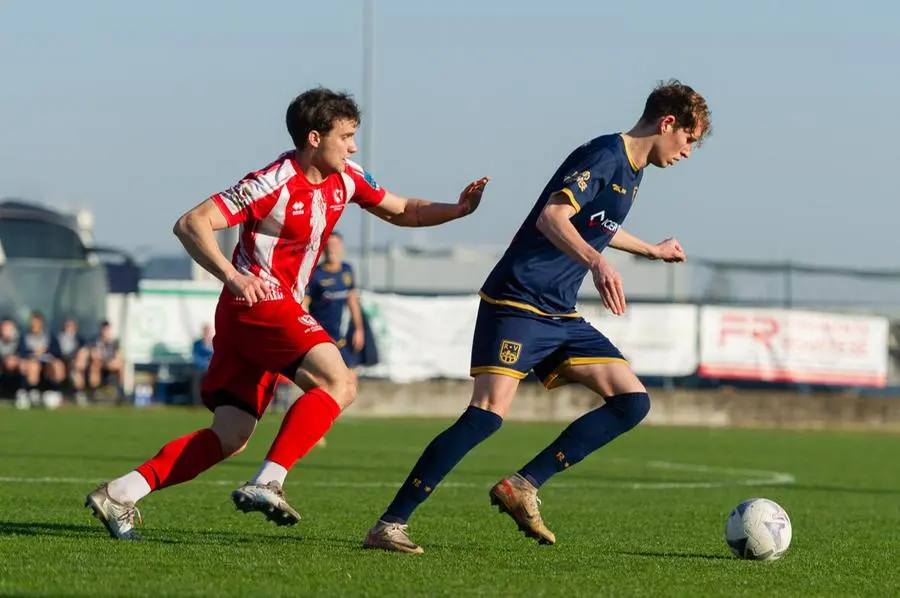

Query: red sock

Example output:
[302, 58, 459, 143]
[265, 388, 341, 470]
[136, 428, 225, 491]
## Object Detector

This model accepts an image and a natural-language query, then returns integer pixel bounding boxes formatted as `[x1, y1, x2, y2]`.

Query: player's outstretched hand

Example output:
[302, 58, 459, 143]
[458, 177, 490, 216]
[226, 272, 269, 306]
[652, 238, 686, 263]
[590, 260, 626, 315]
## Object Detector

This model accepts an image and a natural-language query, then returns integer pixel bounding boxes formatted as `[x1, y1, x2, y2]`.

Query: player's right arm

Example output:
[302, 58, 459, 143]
[536, 196, 626, 315]
[173, 196, 268, 306]
[174, 168, 283, 306]
[173, 199, 239, 283]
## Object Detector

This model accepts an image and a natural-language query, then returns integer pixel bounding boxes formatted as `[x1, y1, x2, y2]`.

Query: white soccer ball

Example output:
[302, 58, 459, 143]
[42, 390, 63, 411]
[724, 498, 792, 561]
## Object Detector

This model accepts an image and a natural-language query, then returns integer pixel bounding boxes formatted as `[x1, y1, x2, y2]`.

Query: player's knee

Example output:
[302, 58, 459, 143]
[216, 426, 254, 457]
[210, 409, 257, 457]
[229, 440, 251, 457]
[320, 369, 357, 410]
[607, 391, 651, 429]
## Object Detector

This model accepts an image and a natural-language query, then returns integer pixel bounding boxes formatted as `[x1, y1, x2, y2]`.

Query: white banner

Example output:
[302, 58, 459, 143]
[699, 306, 889, 387]
[359, 295, 699, 381]
[111, 286, 889, 388]
[108, 288, 699, 381]
[358, 292, 480, 383]
[108, 285, 220, 364]
[578, 303, 699, 377]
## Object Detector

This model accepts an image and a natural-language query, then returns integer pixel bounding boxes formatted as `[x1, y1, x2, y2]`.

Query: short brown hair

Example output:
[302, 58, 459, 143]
[640, 79, 712, 145]
[286, 87, 361, 149]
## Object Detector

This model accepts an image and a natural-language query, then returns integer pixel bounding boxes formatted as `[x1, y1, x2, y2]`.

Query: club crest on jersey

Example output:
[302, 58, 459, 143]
[588, 210, 619, 234]
[343, 272, 353, 286]
[499, 340, 522, 365]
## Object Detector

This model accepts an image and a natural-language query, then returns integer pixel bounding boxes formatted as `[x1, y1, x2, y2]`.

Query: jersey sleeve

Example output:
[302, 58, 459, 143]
[211, 171, 282, 226]
[343, 160, 387, 208]
[553, 149, 619, 214]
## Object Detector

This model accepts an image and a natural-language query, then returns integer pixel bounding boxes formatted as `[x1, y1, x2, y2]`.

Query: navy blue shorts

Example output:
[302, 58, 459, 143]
[469, 300, 627, 388]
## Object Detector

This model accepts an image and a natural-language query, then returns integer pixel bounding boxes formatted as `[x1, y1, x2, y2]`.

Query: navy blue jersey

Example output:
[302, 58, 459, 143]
[307, 262, 356, 342]
[480, 134, 643, 316]
[49, 332, 85, 360]
[18, 331, 50, 358]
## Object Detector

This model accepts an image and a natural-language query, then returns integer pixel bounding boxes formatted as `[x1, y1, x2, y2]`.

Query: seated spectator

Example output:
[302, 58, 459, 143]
[17, 311, 52, 404]
[0, 317, 22, 396]
[87, 320, 123, 399]
[190, 323, 214, 404]
[48, 316, 89, 405]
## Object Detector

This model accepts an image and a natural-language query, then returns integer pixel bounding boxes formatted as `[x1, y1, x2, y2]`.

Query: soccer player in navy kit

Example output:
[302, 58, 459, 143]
[364, 80, 712, 553]
[305, 232, 364, 368]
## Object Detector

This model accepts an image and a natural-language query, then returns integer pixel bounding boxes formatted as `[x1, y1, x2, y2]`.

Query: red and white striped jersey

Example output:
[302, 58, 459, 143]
[211, 151, 386, 304]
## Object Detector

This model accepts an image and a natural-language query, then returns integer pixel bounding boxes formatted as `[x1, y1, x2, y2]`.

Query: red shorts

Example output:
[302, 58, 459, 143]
[201, 296, 333, 419]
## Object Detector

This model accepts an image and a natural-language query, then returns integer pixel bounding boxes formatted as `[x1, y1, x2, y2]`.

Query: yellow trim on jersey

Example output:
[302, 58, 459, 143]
[470, 366, 528, 380]
[620, 134, 639, 173]
[478, 292, 580, 318]
[555, 188, 581, 213]
[540, 357, 630, 389]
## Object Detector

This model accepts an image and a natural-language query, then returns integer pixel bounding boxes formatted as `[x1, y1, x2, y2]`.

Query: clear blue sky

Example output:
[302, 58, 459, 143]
[1, 0, 897, 267]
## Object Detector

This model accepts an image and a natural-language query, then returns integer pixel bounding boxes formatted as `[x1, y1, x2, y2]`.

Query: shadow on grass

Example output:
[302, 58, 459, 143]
[0, 520, 307, 546]
[619, 549, 732, 561]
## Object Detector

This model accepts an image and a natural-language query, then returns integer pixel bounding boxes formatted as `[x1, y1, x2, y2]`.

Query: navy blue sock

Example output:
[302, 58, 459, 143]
[518, 392, 651, 488]
[381, 406, 502, 524]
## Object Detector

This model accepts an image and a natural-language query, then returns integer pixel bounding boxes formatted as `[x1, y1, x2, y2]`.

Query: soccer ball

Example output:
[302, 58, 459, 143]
[42, 390, 63, 411]
[724, 498, 792, 561]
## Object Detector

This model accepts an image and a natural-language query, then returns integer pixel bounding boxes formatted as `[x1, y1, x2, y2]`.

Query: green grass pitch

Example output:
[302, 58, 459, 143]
[1, 406, 898, 597]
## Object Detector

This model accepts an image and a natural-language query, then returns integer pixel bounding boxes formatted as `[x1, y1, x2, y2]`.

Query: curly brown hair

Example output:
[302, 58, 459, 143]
[639, 79, 712, 145]
[286, 87, 361, 150]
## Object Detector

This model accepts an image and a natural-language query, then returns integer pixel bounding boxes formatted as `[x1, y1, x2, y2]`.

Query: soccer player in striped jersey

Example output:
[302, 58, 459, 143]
[85, 87, 489, 540]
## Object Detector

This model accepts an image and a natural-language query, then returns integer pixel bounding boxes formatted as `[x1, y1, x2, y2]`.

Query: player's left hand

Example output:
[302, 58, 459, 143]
[652, 238, 686, 263]
[458, 177, 490, 216]
[352, 327, 365, 352]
